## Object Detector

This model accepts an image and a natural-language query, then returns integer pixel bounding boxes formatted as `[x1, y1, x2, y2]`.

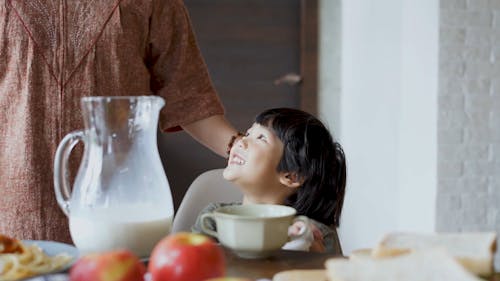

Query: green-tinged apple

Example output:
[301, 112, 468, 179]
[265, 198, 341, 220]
[148, 232, 225, 281]
[70, 250, 146, 281]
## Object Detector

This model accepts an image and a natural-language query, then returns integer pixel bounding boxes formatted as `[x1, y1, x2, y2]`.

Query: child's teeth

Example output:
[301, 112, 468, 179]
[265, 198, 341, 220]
[233, 155, 245, 165]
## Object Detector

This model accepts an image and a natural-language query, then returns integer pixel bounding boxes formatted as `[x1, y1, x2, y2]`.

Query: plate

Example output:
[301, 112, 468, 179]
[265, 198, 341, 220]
[21, 273, 69, 281]
[22, 240, 80, 272]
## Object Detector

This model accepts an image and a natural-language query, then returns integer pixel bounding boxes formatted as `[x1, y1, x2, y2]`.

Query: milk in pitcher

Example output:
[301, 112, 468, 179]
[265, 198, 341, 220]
[70, 206, 172, 257]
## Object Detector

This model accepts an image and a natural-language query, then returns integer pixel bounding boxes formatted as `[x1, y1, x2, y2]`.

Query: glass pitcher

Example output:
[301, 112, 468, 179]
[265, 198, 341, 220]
[54, 96, 173, 257]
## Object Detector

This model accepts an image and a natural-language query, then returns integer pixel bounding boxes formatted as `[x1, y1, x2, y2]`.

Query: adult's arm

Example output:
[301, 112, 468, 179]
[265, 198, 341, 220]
[182, 115, 238, 157]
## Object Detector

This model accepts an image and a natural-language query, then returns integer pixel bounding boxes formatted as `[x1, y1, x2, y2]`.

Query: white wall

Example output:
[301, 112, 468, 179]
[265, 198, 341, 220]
[318, 0, 341, 134]
[319, 0, 438, 254]
[437, 0, 500, 270]
[398, 0, 438, 232]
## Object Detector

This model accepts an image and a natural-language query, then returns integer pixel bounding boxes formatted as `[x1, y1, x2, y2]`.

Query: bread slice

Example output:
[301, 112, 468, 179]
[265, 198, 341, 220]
[372, 232, 497, 276]
[273, 269, 327, 281]
[326, 249, 483, 281]
[349, 248, 373, 260]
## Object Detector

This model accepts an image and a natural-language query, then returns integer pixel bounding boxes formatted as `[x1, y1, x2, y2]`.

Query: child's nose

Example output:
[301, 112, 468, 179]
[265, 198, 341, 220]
[237, 137, 248, 149]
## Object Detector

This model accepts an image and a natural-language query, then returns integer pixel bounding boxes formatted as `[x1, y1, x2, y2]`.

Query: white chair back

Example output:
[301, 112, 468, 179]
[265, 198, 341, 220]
[172, 169, 242, 233]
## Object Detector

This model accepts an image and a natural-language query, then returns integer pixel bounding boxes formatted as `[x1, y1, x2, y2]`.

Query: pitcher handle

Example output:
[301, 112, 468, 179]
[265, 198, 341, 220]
[53, 130, 85, 216]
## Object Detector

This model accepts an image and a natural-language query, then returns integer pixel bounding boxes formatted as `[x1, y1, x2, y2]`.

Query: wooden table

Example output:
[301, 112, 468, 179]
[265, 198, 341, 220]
[224, 248, 339, 280]
[39, 248, 500, 281]
[223, 247, 500, 281]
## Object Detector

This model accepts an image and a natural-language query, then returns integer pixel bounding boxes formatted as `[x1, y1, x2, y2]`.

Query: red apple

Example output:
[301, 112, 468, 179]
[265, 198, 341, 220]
[148, 232, 225, 281]
[70, 249, 146, 281]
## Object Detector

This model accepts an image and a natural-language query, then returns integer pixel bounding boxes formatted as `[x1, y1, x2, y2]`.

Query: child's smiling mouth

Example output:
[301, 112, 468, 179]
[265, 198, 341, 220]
[229, 152, 246, 165]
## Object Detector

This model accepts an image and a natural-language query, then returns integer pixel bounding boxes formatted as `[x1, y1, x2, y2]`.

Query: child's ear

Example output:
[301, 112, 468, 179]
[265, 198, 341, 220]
[279, 172, 303, 189]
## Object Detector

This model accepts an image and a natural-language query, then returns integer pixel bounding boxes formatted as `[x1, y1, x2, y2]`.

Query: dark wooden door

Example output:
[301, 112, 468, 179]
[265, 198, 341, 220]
[159, 0, 318, 209]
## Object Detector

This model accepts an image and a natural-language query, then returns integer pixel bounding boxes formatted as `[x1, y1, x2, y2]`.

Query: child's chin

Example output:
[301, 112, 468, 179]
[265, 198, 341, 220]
[222, 166, 237, 181]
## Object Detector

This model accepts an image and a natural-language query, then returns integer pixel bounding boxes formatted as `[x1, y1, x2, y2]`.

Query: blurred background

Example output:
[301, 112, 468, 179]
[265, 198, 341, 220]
[158, 0, 500, 269]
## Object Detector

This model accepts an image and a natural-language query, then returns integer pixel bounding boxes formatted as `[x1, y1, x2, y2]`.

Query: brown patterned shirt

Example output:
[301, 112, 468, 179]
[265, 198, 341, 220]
[0, 0, 223, 243]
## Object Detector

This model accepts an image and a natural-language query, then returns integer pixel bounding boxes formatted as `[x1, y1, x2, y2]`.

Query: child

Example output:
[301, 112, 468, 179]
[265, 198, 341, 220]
[192, 108, 346, 254]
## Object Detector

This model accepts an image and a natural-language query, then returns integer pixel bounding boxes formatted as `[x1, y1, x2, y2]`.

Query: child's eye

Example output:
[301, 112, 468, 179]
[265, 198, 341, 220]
[257, 134, 267, 142]
[244, 132, 250, 137]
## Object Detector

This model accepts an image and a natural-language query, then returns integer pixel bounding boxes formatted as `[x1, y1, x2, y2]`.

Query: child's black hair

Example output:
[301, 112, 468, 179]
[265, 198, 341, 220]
[255, 108, 346, 227]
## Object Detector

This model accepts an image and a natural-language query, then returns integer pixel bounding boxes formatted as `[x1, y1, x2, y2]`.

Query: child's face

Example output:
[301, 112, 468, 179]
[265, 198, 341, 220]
[223, 123, 284, 191]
